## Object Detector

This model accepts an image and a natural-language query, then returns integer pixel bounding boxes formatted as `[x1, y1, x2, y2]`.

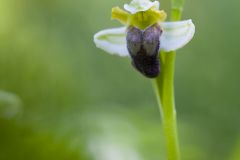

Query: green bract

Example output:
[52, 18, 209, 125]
[94, 0, 195, 57]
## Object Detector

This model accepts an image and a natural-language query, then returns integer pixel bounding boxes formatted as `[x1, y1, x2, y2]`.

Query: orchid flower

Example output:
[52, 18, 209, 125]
[93, 0, 195, 78]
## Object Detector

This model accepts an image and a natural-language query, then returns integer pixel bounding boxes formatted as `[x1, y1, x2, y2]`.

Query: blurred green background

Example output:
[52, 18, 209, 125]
[0, 0, 239, 159]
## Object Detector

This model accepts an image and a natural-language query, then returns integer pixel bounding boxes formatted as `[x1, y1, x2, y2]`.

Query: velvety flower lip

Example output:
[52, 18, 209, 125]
[93, 0, 195, 57]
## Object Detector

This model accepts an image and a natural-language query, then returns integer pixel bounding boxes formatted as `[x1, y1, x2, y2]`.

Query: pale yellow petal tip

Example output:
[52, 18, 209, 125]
[150, 9, 167, 22]
[111, 7, 129, 25]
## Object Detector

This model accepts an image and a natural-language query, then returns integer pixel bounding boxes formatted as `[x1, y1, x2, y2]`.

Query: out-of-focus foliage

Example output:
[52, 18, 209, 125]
[0, 0, 239, 159]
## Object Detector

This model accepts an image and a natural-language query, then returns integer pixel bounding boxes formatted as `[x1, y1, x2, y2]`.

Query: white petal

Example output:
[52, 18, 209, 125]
[124, 0, 159, 14]
[160, 19, 195, 52]
[94, 27, 129, 57]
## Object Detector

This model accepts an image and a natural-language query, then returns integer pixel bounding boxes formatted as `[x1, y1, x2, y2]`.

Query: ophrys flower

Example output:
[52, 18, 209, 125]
[94, 0, 195, 78]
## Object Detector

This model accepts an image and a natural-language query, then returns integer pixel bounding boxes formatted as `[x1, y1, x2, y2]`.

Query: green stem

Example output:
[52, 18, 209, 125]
[171, 0, 184, 21]
[152, 1, 184, 160]
[153, 51, 179, 160]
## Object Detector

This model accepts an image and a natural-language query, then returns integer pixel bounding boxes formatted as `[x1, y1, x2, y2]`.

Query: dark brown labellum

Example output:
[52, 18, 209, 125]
[126, 23, 162, 78]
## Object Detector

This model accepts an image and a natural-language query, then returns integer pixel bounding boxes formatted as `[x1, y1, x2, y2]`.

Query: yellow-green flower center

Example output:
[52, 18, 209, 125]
[112, 7, 166, 30]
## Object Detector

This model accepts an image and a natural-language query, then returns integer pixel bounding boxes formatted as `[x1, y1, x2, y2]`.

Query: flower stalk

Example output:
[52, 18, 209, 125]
[153, 1, 184, 160]
[153, 51, 179, 160]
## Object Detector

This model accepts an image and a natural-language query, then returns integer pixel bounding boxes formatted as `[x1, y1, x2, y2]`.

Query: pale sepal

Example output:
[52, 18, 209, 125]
[93, 27, 129, 57]
[160, 19, 195, 52]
